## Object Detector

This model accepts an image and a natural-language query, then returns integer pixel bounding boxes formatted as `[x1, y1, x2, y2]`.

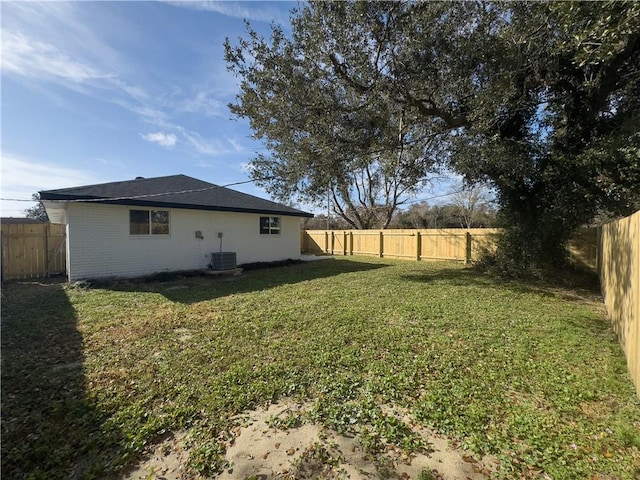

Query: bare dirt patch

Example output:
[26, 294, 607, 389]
[123, 400, 495, 479]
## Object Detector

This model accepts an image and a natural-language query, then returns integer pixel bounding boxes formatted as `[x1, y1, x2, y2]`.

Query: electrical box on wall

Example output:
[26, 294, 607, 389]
[195, 231, 203, 239]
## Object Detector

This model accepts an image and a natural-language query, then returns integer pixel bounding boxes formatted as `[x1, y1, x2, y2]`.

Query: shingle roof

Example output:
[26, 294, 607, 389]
[1, 217, 47, 224]
[39, 175, 313, 218]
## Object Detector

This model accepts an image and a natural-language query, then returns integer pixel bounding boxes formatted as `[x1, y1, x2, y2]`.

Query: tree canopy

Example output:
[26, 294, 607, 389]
[25, 194, 49, 222]
[226, 1, 640, 269]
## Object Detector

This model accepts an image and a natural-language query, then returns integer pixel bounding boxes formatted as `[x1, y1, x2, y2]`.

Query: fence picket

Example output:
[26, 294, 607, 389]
[1, 223, 66, 280]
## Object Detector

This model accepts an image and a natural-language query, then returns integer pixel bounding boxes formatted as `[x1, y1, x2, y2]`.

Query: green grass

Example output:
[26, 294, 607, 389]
[2, 257, 639, 479]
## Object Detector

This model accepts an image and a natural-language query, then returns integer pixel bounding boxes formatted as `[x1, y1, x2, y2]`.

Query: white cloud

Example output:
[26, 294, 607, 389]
[136, 116, 242, 157]
[112, 100, 168, 124]
[0, 152, 104, 217]
[1, 3, 153, 124]
[111, 77, 149, 102]
[178, 89, 225, 117]
[182, 131, 228, 156]
[1, 27, 154, 125]
[226, 136, 246, 152]
[1, 2, 252, 164]
[180, 130, 249, 157]
[140, 132, 178, 148]
[1, 153, 101, 191]
[1, 31, 114, 83]
[164, 1, 290, 23]
[2, 2, 134, 81]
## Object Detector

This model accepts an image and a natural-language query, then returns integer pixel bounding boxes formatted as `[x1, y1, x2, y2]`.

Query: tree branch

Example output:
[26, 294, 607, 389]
[404, 91, 469, 129]
[328, 52, 375, 93]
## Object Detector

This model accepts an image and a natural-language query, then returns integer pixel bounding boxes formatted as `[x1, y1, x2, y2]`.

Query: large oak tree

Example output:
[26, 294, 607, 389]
[226, 1, 640, 269]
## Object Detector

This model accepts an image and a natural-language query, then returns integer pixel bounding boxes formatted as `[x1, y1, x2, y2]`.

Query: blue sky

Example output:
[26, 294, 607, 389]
[1, 1, 297, 217]
[1, 1, 459, 219]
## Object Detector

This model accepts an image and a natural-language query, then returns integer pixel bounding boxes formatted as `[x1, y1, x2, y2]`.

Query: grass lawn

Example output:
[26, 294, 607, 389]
[2, 257, 639, 479]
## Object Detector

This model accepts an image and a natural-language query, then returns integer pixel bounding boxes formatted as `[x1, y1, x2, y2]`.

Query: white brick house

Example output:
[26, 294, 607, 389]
[40, 175, 312, 281]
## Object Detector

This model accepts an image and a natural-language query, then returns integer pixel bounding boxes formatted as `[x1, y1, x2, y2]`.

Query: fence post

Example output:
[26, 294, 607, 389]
[464, 232, 472, 264]
[44, 224, 51, 278]
[596, 226, 602, 275]
[349, 231, 353, 256]
[379, 231, 384, 258]
[331, 232, 335, 255]
[324, 231, 329, 254]
[416, 232, 421, 261]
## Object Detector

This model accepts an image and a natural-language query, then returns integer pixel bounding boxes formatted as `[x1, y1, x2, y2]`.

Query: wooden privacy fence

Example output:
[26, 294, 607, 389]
[302, 229, 501, 264]
[567, 228, 599, 271]
[599, 210, 640, 397]
[302, 228, 599, 269]
[1, 223, 66, 280]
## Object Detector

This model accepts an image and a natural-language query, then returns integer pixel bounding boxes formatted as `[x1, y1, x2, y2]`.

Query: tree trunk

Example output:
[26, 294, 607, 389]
[494, 189, 573, 274]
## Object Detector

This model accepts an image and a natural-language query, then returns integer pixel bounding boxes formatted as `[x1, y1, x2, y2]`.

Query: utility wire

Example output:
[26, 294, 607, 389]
[1, 141, 446, 204]
[1, 184, 475, 210]
[1, 166, 481, 212]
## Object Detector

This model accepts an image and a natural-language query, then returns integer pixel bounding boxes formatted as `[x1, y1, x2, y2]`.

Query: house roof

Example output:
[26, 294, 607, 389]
[39, 175, 313, 218]
[1, 217, 47, 224]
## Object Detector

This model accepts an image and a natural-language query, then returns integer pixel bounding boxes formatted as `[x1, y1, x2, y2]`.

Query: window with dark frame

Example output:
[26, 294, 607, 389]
[130, 209, 170, 235]
[259, 216, 280, 235]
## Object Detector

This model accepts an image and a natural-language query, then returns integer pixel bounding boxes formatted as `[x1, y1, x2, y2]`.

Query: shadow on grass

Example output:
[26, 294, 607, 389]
[1, 281, 122, 479]
[400, 263, 601, 300]
[401, 264, 616, 347]
[400, 267, 496, 288]
[93, 258, 389, 304]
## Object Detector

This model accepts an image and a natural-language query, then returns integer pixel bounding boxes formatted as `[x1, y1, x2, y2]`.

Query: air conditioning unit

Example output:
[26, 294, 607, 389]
[210, 252, 237, 270]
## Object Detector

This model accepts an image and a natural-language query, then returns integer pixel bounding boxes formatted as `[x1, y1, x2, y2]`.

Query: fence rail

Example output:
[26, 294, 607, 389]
[599, 210, 640, 397]
[1, 223, 66, 280]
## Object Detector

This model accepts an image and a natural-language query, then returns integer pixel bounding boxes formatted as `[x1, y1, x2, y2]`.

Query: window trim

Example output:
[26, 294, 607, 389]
[130, 209, 170, 236]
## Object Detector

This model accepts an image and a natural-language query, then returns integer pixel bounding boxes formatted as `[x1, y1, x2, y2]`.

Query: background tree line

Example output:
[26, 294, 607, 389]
[304, 182, 498, 229]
